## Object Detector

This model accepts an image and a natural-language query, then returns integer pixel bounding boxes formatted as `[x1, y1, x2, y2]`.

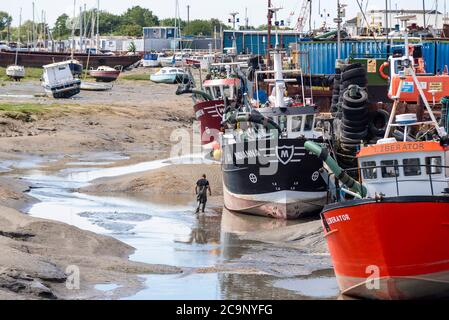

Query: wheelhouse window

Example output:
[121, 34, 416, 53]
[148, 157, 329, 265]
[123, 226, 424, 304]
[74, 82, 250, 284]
[304, 115, 315, 131]
[403, 158, 421, 177]
[381, 160, 399, 178]
[291, 116, 303, 132]
[426, 157, 443, 175]
[362, 161, 377, 180]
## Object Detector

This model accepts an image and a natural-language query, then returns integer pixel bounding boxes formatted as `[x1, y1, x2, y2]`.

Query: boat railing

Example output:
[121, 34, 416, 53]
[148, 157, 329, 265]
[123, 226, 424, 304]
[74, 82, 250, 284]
[326, 164, 449, 202]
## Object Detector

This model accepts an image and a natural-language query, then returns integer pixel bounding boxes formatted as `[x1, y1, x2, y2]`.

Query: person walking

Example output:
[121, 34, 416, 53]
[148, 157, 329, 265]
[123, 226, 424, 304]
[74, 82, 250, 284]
[195, 174, 212, 213]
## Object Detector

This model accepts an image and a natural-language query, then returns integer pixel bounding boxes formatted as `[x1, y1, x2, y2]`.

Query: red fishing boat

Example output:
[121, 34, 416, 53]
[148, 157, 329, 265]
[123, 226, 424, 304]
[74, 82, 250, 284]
[320, 139, 449, 299]
[306, 22, 449, 298]
[193, 78, 241, 145]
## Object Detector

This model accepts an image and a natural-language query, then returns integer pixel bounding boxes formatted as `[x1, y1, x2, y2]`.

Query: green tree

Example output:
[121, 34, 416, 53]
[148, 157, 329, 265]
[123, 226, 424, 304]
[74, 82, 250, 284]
[98, 11, 122, 35]
[121, 6, 159, 28]
[119, 24, 142, 37]
[0, 11, 12, 31]
[184, 20, 213, 36]
[0, 11, 12, 41]
[53, 14, 71, 39]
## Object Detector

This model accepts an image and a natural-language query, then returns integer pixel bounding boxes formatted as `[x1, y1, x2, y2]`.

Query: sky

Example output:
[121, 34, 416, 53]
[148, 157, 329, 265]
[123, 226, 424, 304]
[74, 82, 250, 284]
[1, 0, 447, 28]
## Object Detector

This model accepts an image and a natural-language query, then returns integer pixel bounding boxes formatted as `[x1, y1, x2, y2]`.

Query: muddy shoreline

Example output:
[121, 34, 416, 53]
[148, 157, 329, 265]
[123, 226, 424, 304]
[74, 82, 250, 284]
[0, 78, 333, 300]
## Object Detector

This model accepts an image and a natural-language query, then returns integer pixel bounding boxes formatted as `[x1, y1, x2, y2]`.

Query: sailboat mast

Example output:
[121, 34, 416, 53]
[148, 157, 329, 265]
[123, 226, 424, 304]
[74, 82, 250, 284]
[97, 0, 100, 51]
[71, 0, 76, 59]
[15, 8, 22, 66]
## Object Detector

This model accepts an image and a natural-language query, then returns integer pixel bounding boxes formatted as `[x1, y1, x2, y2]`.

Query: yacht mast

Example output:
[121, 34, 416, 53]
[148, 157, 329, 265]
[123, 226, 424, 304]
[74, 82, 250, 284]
[14, 8, 22, 66]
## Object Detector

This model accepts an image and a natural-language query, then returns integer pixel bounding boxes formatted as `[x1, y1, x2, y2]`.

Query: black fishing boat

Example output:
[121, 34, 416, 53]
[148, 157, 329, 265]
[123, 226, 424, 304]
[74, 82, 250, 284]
[220, 46, 329, 220]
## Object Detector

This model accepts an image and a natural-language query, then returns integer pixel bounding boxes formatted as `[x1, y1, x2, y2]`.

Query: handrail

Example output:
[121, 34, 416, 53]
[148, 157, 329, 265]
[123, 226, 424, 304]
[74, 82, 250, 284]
[327, 163, 449, 203]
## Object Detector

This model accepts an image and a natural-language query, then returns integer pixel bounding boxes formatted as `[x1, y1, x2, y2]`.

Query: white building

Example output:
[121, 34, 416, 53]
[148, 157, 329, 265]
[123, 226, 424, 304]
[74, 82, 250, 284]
[346, 9, 447, 36]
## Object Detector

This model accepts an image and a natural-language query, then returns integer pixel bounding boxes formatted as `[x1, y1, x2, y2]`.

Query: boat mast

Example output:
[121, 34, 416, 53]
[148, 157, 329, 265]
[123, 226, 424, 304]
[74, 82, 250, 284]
[32, 2, 35, 50]
[267, 0, 272, 67]
[79, 6, 83, 53]
[271, 6, 286, 109]
[71, 0, 76, 59]
[96, 0, 100, 52]
[15, 8, 22, 66]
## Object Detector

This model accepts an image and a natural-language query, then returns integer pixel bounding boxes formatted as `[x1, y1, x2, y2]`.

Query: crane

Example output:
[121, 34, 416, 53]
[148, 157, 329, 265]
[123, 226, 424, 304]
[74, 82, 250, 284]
[295, 0, 312, 33]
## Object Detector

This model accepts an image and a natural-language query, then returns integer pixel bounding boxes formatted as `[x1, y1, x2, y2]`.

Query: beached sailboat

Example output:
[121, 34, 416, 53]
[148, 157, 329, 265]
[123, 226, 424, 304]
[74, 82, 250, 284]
[6, 9, 25, 81]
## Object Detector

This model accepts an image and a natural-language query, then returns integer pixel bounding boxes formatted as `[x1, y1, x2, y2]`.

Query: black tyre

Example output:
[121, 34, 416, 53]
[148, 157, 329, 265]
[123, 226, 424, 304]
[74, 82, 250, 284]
[341, 122, 368, 133]
[342, 76, 368, 88]
[343, 109, 369, 122]
[342, 128, 369, 140]
[369, 109, 390, 137]
[343, 89, 369, 107]
[341, 136, 364, 144]
[342, 68, 366, 81]
[342, 103, 368, 115]
[341, 63, 363, 73]
[342, 117, 369, 127]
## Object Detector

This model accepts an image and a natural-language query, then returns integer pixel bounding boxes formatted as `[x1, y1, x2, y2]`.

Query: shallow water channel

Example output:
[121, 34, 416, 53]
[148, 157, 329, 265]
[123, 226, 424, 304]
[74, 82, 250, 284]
[16, 154, 338, 300]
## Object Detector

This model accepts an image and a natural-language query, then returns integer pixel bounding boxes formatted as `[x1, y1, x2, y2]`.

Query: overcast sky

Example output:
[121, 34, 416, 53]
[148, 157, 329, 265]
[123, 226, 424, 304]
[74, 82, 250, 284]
[2, 0, 447, 28]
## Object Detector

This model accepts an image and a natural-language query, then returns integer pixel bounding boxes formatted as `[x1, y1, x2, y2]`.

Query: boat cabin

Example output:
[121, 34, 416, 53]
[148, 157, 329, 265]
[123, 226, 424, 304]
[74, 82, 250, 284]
[258, 105, 322, 140]
[357, 140, 449, 197]
[203, 78, 241, 101]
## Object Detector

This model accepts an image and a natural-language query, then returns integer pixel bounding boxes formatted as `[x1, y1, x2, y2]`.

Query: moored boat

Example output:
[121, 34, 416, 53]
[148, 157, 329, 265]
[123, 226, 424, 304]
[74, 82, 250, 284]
[220, 46, 329, 220]
[89, 66, 121, 82]
[0, 50, 141, 69]
[42, 61, 81, 99]
[6, 65, 25, 81]
[307, 22, 449, 298]
[150, 67, 189, 84]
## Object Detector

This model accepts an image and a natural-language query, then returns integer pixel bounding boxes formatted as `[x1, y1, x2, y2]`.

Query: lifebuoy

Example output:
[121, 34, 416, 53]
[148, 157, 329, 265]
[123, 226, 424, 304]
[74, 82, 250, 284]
[379, 62, 390, 80]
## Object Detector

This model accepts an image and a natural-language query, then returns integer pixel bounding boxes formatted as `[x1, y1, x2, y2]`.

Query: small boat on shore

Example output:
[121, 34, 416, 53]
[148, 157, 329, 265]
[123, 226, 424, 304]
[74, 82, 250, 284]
[6, 65, 25, 81]
[143, 53, 161, 68]
[89, 66, 121, 82]
[150, 67, 189, 84]
[80, 82, 113, 91]
[42, 61, 81, 99]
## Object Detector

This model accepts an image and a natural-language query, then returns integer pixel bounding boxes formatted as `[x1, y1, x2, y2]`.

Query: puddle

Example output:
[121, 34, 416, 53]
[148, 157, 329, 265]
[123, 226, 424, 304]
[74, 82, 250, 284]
[95, 284, 122, 292]
[273, 277, 340, 299]
[21, 155, 336, 300]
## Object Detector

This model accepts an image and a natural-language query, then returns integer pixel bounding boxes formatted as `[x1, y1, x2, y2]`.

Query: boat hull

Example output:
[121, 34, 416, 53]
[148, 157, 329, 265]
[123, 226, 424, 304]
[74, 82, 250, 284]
[0, 50, 141, 69]
[222, 138, 328, 220]
[194, 100, 225, 145]
[6, 65, 25, 80]
[150, 74, 185, 84]
[43, 79, 81, 99]
[89, 70, 120, 82]
[322, 197, 449, 299]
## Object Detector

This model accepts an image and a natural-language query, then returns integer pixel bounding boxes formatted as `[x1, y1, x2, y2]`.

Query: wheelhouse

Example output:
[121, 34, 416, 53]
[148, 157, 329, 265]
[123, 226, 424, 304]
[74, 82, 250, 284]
[258, 105, 322, 140]
[357, 141, 449, 197]
[203, 78, 241, 101]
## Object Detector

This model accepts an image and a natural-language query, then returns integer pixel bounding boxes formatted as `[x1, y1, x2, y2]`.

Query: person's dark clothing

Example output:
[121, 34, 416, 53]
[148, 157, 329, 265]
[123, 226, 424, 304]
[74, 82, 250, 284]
[196, 179, 210, 213]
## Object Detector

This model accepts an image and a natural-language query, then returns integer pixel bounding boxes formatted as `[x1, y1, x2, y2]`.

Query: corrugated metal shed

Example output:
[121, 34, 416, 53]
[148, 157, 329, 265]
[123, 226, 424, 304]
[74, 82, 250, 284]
[223, 30, 449, 75]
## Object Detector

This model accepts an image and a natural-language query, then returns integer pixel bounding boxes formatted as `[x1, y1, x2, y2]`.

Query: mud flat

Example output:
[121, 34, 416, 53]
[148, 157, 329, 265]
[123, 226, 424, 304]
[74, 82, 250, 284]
[0, 203, 181, 300]
[80, 163, 224, 208]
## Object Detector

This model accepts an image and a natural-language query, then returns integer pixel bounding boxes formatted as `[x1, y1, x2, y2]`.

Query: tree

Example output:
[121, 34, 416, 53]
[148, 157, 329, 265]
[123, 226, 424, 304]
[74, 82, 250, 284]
[53, 14, 71, 39]
[119, 24, 142, 37]
[0, 11, 12, 41]
[0, 11, 12, 31]
[98, 11, 122, 35]
[121, 6, 159, 28]
[184, 20, 213, 36]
